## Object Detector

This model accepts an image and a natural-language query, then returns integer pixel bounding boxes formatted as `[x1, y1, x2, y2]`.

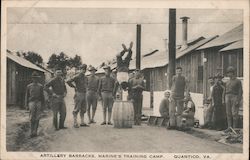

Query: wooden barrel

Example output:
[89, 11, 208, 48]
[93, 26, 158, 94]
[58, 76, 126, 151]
[113, 100, 134, 128]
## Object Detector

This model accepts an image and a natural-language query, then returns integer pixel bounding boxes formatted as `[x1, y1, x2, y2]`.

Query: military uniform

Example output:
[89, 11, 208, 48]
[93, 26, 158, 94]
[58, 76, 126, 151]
[169, 75, 188, 127]
[25, 81, 45, 137]
[116, 49, 132, 72]
[128, 76, 145, 125]
[87, 74, 99, 123]
[45, 76, 67, 130]
[98, 72, 116, 125]
[225, 77, 242, 128]
[116, 47, 133, 90]
[212, 83, 225, 130]
[67, 72, 88, 127]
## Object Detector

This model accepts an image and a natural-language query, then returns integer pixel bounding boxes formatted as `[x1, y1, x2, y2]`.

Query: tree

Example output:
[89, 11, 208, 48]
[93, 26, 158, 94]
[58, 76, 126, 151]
[47, 52, 70, 72]
[22, 51, 43, 65]
[69, 54, 82, 68]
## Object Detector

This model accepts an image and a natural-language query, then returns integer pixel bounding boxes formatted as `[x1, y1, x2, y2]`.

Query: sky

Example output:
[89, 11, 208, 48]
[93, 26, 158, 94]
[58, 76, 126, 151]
[7, 8, 243, 67]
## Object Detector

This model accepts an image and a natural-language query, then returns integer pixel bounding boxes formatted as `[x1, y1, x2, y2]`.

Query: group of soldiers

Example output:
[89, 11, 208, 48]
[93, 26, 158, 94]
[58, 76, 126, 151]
[205, 66, 243, 131]
[158, 66, 242, 132]
[25, 42, 145, 137]
[25, 41, 242, 137]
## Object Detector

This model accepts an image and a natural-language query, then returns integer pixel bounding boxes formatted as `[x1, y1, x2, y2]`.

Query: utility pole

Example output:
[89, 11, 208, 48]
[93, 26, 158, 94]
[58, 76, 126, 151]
[168, 9, 176, 89]
[136, 24, 141, 70]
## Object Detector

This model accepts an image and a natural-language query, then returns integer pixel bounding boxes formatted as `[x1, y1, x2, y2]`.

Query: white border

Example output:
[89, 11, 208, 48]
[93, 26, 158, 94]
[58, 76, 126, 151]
[1, 1, 249, 160]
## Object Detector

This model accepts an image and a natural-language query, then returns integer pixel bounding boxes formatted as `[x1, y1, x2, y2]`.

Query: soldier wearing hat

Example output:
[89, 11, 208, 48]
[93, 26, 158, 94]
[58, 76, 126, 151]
[98, 65, 116, 125]
[128, 69, 145, 125]
[225, 66, 242, 130]
[86, 66, 99, 124]
[25, 71, 45, 137]
[45, 68, 67, 130]
[67, 64, 89, 128]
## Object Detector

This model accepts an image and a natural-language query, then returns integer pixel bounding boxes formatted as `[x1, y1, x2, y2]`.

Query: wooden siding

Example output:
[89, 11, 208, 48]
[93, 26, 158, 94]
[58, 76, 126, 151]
[7, 60, 45, 107]
[221, 49, 243, 77]
[7, 60, 17, 105]
[149, 66, 168, 91]
[201, 47, 243, 99]
[203, 47, 223, 98]
[176, 51, 203, 94]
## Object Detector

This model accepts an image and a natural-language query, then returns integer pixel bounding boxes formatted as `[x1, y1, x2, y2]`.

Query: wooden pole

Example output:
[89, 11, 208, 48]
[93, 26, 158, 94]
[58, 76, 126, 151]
[168, 9, 176, 89]
[202, 51, 207, 100]
[136, 24, 141, 70]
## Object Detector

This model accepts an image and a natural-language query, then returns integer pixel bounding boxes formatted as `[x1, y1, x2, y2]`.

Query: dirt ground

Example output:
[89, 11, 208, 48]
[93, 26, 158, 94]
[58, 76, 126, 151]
[6, 86, 242, 153]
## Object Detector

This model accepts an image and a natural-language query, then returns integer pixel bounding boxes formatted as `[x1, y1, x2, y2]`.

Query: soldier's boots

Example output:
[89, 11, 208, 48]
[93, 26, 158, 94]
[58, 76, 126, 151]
[73, 116, 79, 128]
[30, 121, 38, 138]
[80, 118, 89, 127]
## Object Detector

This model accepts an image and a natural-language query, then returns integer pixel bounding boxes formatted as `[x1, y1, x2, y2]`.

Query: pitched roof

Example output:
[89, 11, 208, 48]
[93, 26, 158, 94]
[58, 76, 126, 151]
[220, 39, 243, 52]
[176, 36, 217, 59]
[7, 52, 46, 72]
[131, 36, 217, 70]
[96, 36, 217, 72]
[197, 24, 243, 50]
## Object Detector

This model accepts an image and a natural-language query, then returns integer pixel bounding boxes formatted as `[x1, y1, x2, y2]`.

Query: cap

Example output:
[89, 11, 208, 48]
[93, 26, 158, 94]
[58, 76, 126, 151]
[103, 65, 111, 70]
[88, 66, 97, 72]
[79, 64, 87, 70]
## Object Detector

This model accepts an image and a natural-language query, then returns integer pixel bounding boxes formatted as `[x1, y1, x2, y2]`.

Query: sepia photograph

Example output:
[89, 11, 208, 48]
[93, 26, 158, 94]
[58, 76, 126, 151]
[1, 0, 249, 160]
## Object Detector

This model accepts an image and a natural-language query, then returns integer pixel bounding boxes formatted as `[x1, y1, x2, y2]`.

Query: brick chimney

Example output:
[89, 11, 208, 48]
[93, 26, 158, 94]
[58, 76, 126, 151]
[180, 16, 190, 50]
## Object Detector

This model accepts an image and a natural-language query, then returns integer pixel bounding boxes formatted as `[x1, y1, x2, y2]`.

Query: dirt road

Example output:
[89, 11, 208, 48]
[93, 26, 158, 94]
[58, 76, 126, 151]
[7, 86, 242, 153]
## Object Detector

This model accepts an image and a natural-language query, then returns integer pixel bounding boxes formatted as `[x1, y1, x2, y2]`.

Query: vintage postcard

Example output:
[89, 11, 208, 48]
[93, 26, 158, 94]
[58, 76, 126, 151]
[1, 0, 249, 160]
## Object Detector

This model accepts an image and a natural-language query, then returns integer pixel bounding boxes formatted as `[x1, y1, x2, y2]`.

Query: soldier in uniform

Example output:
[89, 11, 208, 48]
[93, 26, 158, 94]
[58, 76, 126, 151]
[45, 69, 67, 131]
[25, 71, 45, 137]
[86, 66, 99, 124]
[67, 64, 89, 128]
[211, 73, 225, 130]
[128, 69, 145, 125]
[168, 66, 189, 129]
[98, 65, 116, 125]
[225, 66, 242, 130]
[116, 42, 133, 90]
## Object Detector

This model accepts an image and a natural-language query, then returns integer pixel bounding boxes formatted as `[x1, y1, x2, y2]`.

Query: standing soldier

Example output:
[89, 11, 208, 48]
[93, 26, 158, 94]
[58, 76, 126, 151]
[225, 66, 242, 130]
[44, 69, 67, 131]
[211, 73, 225, 130]
[206, 76, 215, 129]
[25, 71, 45, 137]
[86, 66, 99, 124]
[168, 66, 189, 129]
[98, 65, 116, 125]
[67, 64, 89, 128]
[128, 69, 145, 125]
